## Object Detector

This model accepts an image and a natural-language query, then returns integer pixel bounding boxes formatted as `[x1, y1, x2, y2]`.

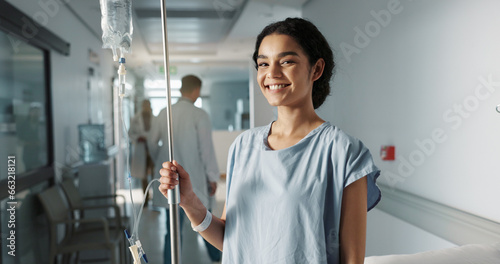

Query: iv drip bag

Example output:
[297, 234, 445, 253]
[99, 0, 133, 60]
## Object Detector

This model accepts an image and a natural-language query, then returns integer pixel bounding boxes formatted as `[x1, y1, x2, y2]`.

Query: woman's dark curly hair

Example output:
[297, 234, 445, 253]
[252, 17, 335, 109]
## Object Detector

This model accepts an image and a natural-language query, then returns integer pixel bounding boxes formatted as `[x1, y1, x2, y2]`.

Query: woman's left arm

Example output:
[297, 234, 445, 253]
[339, 176, 368, 264]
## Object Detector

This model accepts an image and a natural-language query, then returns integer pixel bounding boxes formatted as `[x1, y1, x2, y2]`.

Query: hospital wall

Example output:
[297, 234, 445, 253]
[303, 0, 500, 252]
[7, 0, 117, 179]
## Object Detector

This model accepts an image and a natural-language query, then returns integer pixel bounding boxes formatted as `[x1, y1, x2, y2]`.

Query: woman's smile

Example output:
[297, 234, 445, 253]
[266, 83, 291, 91]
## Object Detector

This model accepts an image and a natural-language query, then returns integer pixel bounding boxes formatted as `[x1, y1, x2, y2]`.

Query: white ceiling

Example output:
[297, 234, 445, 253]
[66, 0, 309, 83]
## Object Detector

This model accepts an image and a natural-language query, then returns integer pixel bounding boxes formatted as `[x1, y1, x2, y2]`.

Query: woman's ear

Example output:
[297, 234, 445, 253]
[311, 58, 325, 82]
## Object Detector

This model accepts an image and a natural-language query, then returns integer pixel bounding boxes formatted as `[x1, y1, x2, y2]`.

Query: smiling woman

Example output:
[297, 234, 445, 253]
[158, 17, 381, 264]
[255, 34, 323, 110]
[253, 17, 334, 110]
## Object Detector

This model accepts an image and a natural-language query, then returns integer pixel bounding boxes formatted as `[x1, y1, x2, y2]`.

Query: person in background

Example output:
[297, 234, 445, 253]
[149, 75, 221, 264]
[158, 18, 381, 264]
[18, 104, 43, 171]
[129, 99, 155, 201]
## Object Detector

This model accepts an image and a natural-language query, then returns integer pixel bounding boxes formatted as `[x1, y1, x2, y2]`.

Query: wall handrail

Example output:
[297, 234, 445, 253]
[376, 184, 500, 245]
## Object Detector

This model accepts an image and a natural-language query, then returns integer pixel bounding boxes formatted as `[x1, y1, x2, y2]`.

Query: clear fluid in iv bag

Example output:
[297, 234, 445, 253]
[100, 0, 133, 59]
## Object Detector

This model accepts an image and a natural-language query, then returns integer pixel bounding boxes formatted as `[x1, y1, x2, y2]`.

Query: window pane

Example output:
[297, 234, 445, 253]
[0, 31, 48, 178]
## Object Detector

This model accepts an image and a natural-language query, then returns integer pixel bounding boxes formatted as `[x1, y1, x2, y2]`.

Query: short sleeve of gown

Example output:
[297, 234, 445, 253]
[341, 136, 381, 211]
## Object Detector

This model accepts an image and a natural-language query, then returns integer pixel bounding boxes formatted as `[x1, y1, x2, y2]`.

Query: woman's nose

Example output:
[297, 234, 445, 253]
[267, 63, 282, 78]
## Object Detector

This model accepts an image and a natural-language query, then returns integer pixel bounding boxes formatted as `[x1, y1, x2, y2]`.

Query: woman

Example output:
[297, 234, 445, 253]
[129, 99, 155, 200]
[159, 18, 381, 264]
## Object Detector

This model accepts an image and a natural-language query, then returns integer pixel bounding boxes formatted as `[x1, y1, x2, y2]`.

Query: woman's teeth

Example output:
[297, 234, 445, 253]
[269, 84, 288, 90]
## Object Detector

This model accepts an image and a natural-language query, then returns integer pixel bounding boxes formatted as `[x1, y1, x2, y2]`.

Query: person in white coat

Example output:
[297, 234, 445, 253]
[149, 75, 221, 264]
[128, 99, 155, 201]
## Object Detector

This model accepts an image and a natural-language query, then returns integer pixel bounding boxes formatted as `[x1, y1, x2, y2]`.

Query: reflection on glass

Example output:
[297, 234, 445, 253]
[0, 30, 48, 179]
[209, 80, 249, 131]
[17, 104, 46, 170]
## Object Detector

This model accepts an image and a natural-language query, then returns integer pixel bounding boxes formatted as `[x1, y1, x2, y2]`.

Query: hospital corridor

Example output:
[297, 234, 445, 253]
[1, 0, 500, 263]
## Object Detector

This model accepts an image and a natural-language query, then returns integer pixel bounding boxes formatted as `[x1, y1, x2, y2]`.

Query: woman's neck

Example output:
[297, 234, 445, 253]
[266, 105, 324, 150]
[273, 106, 323, 136]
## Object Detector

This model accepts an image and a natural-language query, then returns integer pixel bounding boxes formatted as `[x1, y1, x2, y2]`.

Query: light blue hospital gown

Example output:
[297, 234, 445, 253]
[222, 122, 381, 263]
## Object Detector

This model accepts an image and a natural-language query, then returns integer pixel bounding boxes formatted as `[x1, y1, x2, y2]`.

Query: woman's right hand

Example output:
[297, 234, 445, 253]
[158, 160, 195, 207]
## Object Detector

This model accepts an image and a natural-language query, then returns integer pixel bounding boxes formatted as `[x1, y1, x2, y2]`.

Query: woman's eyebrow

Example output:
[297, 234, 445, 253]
[277, 51, 299, 58]
[257, 51, 300, 59]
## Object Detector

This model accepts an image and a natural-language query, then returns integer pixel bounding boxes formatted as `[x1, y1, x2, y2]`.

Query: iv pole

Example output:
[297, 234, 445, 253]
[160, 0, 182, 263]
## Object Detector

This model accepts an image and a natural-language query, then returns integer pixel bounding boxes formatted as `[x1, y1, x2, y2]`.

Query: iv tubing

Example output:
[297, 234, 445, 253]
[118, 56, 154, 263]
[132, 179, 160, 238]
[116, 58, 141, 259]
[117, 57, 139, 237]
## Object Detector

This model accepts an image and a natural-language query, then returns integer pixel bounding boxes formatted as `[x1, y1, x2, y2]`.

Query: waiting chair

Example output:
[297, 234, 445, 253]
[37, 185, 124, 264]
[59, 179, 129, 231]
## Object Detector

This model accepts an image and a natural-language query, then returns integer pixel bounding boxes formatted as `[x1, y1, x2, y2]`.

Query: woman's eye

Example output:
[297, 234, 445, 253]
[282, 60, 294, 65]
[258, 62, 268, 68]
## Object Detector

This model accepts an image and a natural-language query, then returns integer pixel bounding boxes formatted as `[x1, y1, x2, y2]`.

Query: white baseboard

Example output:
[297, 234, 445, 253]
[376, 184, 500, 245]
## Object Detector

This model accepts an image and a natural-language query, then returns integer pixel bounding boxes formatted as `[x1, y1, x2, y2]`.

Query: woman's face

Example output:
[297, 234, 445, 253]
[256, 34, 324, 109]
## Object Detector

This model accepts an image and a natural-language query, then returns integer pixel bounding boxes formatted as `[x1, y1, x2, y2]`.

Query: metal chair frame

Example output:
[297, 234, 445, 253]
[37, 185, 125, 264]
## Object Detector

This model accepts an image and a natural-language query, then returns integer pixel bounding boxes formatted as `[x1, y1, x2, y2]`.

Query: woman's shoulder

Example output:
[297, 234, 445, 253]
[234, 125, 268, 142]
[317, 122, 363, 148]
[242, 125, 269, 136]
[229, 125, 269, 151]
